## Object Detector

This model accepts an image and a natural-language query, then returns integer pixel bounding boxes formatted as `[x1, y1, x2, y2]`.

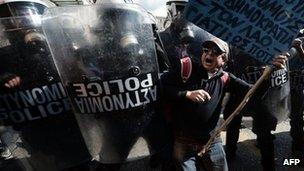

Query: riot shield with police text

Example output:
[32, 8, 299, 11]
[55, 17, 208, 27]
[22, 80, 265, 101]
[0, 15, 90, 170]
[229, 48, 290, 125]
[42, 4, 170, 163]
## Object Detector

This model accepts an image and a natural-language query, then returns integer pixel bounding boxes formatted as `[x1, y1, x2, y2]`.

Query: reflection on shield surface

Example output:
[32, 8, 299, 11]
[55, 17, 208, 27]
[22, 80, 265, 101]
[0, 1, 90, 170]
[42, 3, 170, 163]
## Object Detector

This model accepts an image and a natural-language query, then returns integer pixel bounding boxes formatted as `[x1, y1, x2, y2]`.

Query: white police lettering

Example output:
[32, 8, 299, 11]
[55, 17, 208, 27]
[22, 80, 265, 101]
[270, 69, 288, 87]
[141, 74, 153, 88]
[241, 68, 288, 87]
[125, 92, 135, 108]
[109, 80, 124, 93]
[87, 83, 103, 96]
[44, 82, 67, 100]
[32, 88, 46, 104]
[103, 81, 111, 95]
[125, 77, 140, 91]
[0, 82, 70, 124]
[72, 73, 157, 114]
[73, 84, 87, 97]
[283, 159, 300, 166]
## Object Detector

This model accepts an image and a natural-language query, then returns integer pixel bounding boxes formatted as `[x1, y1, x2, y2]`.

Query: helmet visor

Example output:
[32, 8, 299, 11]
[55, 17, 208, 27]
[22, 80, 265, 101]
[0, 2, 47, 31]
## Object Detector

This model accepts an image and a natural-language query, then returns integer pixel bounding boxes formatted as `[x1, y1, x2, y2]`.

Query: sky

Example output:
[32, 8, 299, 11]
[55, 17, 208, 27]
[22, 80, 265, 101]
[133, 0, 167, 17]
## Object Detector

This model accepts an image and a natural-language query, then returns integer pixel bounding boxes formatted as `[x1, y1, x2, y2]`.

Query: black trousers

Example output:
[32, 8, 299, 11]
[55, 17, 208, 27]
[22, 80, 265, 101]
[290, 91, 304, 149]
[223, 94, 276, 171]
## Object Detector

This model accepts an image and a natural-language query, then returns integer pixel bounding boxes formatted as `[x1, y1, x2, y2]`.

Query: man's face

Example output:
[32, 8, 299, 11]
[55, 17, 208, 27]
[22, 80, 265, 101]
[201, 44, 226, 73]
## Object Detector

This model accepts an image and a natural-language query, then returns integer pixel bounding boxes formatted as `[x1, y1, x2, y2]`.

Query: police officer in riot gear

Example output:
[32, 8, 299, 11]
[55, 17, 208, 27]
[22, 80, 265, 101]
[0, 0, 91, 170]
[0, 0, 56, 87]
[43, 2, 171, 170]
[288, 33, 304, 167]
[164, 0, 189, 28]
[160, 0, 206, 72]
[223, 46, 291, 171]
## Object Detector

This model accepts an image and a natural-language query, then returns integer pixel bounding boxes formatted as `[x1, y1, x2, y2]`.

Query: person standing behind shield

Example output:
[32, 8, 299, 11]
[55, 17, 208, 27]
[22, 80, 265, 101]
[288, 33, 304, 167]
[0, 0, 91, 170]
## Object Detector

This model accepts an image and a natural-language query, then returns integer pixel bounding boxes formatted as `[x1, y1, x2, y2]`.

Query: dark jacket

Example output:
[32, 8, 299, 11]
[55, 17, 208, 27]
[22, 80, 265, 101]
[161, 63, 251, 143]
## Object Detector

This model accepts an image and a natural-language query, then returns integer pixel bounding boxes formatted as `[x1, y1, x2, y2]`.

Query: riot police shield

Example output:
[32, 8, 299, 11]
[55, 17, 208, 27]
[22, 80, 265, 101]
[230, 48, 290, 124]
[0, 15, 90, 170]
[42, 4, 170, 163]
[159, 17, 213, 70]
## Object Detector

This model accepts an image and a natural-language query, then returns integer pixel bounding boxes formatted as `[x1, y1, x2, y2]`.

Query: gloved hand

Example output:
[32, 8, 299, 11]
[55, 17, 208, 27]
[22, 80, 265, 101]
[0, 73, 21, 89]
[292, 38, 304, 59]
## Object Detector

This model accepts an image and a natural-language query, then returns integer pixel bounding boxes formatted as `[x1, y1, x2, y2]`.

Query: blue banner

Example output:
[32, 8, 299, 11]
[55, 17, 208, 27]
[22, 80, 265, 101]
[184, 0, 304, 63]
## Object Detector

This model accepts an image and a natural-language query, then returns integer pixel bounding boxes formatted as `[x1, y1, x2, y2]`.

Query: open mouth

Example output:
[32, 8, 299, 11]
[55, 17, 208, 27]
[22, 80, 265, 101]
[205, 58, 213, 64]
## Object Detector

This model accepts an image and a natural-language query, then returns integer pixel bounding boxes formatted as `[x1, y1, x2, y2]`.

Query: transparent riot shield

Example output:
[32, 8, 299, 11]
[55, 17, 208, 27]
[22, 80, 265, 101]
[159, 18, 214, 69]
[230, 48, 290, 124]
[42, 4, 170, 163]
[262, 67, 290, 122]
[0, 15, 90, 170]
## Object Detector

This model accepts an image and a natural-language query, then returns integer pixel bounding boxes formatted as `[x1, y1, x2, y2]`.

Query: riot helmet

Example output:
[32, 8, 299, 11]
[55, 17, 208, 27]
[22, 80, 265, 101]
[42, 4, 167, 163]
[0, 0, 49, 50]
[0, 0, 48, 32]
[93, 4, 144, 54]
[166, 0, 188, 21]
[167, 17, 194, 44]
[165, 0, 193, 43]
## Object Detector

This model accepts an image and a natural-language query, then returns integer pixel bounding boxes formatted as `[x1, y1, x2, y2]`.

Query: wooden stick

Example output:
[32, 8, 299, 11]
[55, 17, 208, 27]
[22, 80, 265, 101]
[197, 66, 273, 157]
